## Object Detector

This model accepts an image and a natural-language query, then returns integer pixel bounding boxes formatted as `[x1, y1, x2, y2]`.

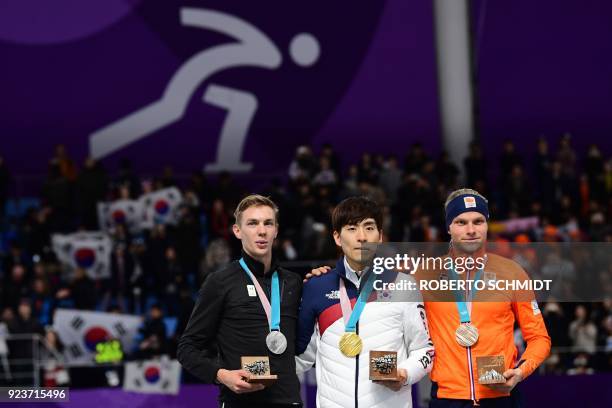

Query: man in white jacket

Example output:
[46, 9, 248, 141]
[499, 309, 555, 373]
[296, 196, 434, 408]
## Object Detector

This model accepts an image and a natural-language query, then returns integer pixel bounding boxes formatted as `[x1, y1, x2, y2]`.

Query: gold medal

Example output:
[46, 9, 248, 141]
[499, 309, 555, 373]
[455, 323, 479, 347]
[339, 332, 363, 357]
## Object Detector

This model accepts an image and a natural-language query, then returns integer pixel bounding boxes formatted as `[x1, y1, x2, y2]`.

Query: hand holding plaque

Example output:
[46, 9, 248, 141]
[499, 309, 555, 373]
[370, 351, 407, 392]
[370, 351, 401, 381]
[241, 356, 278, 386]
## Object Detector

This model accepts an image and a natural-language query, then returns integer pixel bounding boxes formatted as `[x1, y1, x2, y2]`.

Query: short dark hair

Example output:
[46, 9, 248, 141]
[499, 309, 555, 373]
[332, 196, 383, 233]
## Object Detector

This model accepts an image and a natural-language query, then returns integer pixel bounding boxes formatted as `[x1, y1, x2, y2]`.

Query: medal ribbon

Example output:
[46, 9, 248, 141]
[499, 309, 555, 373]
[239, 258, 280, 331]
[448, 260, 484, 324]
[338, 271, 376, 332]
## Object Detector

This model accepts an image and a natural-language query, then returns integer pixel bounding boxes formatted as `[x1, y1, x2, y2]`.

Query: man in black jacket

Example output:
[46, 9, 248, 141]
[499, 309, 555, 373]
[178, 195, 302, 408]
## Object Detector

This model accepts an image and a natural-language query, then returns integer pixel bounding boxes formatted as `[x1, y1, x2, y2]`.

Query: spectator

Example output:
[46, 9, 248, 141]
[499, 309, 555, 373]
[107, 242, 135, 313]
[41, 162, 72, 233]
[75, 157, 108, 230]
[1, 308, 15, 327]
[69, 268, 97, 310]
[604, 159, 612, 196]
[208, 199, 230, 242]
[30, 278, 53, 327]
[288, 145, 317, 182]
[533, 137, 552, 193]
[188, 171, 209, 211]
[420, 160, 438, 192]
[557, 133, 577, 177]
[1, 241, 29, 277]
[160, 165, 177, 188]
[499, 140, 523, 185]
[3, 265, 29, 310]
[159, 247, 183, 315]
[21, 208, 52, 258]
[567, 352, 594, 375]
[603, 315, 612, 353]
[436, 151, 459, 188]
[584, 144, 605, 202]
[211, 171, 241, 210]
[115, 159, 141, 198]
[51, 144, 77, 182]
[313, 156, 338, 188]
[357, 153, 378, 184]
[569, 305, 598, 354]
[320, 143, 342, 176]
[542, 161, 576, 218]
[136, 304, 167, 359]
[199, 238, 231, 285]
[378, 156, 402, 205]
[588, 211, 609, 241]
[404, 142, 428, 175]
[464, 141, 487, 188]
[543, 301, 570, 348]
[542, 352, 564, 375]
[541, 248, 577, 299]
[174, 205, 202, 279]
[7, 300, 44, 385]
[41, 329, 69, 387]
[340, 165, 359, 198]
[504, 164, 531, 216]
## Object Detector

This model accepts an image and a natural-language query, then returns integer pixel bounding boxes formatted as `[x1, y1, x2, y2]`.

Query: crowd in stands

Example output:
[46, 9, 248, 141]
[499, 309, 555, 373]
[0, 134, 610, 383]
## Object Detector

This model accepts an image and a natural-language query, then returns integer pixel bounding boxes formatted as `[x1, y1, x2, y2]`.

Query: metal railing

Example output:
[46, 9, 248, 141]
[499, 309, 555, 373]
[0, 333, 65, 387]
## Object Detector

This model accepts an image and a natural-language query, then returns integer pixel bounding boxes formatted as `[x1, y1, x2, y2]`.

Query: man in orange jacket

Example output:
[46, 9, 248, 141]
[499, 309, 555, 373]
[425, 188, 550, 407]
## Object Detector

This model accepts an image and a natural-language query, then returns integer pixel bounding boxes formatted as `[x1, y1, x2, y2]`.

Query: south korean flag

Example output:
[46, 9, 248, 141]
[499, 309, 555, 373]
[123, 357, 181, 395]
[97, 199, 143, 234]
[53, 309, 142, 365]
[51, 231, 113, 279]
[139, 187, 183, 229]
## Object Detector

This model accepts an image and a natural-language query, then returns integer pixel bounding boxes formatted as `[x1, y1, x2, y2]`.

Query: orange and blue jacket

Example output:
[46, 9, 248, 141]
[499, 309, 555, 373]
[421, 253, 551, 401]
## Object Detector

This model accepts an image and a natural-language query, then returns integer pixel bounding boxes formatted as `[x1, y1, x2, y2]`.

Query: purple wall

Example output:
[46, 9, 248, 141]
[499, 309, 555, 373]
[1, 0, 610, 181]
[474, 0, 612, 162]
[0, 0, 440, 179]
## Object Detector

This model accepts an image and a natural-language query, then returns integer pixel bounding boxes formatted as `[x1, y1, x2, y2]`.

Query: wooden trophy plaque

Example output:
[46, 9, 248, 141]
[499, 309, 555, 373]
[476, 355, 506, 385]
[369, 351, 400, 381]
[241, 356, 277, 386]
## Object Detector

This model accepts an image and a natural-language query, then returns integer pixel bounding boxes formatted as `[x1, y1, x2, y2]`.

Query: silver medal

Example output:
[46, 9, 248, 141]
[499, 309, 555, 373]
[266, 330, 287, 354]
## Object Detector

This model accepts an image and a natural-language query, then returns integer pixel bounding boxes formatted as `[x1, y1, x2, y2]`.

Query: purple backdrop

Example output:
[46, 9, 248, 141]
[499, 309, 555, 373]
[0, 0, 440, 179]
[1, 0, 610, 182]
[474, 0, 612, 160]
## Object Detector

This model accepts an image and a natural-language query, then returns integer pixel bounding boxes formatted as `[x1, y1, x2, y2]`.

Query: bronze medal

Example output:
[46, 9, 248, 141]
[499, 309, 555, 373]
[455, 323, 479, 347]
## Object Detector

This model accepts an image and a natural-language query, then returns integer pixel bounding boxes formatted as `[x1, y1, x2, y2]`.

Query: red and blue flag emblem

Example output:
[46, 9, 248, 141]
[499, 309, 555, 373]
[74, 248, 96, 269]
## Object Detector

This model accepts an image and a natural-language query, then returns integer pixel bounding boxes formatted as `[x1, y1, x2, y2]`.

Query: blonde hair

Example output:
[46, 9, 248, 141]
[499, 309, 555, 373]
[233, 194, 279, 224]
[444, 188, 488, 210]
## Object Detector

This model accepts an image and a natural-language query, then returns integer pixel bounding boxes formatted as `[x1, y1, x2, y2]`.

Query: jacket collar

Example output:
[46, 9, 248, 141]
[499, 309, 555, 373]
[334, 256, 365, 289]
[240, 249, 278, 277]
[334, 257, 347, 279]
[334, 256, 398, 293]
